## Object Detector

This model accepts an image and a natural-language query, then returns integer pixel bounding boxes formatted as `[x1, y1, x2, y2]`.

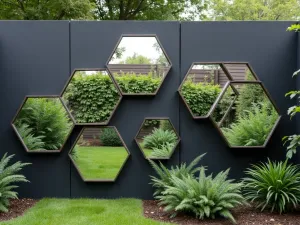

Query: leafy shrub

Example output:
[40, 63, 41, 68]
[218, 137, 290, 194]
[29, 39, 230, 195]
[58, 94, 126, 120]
[149, 154, 205, 196]
[143, 128, 177, 150]
[157, 168, 244, 223]
[63, 73, 120, 123]
[159, 120, 173, 131]
[17, 124, 45, 150]
[222, 102, 278, 146]
[0, 153, 30, 212]
[15, 98, 72, 150]
[114, 72, 162, 94]
[243, 160, 300, 213]
[149, 143, 175, 158]
[181, 78, 221, 116]
[100, 128, 123, 147]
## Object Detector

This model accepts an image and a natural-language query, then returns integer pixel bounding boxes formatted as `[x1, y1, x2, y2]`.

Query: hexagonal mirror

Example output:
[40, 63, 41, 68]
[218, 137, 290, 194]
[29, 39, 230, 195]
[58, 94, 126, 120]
[210, 82, 280, 147]
[107, 35, 171, 95]
[12, 96, 74, 152]
[61, 69, 122, 125]
[179, 63, 232, 119]
[224, 63, 258, 81]
[69, 126, 130, 182]
[135, 118, 180, 159]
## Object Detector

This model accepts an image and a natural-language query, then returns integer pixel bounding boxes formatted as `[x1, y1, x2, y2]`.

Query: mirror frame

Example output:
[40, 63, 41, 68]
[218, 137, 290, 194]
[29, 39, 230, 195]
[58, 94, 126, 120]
[69, 126, 130, 182]
[106, 34, 172, 96]
[209, 81, 281, 148]
[11, 95, 74, 153]
[134, 117, 181, 160]
[60, 68, 123, 125]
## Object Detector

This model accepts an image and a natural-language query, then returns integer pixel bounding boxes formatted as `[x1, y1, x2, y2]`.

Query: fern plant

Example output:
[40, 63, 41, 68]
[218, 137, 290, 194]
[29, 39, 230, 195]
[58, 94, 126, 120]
[17, 124, 45, 150]
[149, 154, 205, 196]
[0, 153, 31, 212]
[149, 142, 175, 158]
[157, 167, 245, 224]
[143, 128, 177, 150]
[243, 159, 300, 213]
[222, 101, 278, 146]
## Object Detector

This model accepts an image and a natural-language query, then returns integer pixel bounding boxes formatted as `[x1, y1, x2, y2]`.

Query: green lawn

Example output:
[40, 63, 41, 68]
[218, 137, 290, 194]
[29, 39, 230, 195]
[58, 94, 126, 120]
[72, 146, 128, 180]
[1, 199, 171, 225]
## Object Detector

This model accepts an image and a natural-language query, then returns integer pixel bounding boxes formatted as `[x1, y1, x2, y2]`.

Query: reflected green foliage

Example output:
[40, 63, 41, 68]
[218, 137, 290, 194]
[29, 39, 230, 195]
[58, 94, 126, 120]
[114, 72, 162, 94]
[222, 102, 278, 146]
[63, 72, 120, 123]
[159, 120, 173, 131]
[71, 146, 128, 180]
[149, 143, 175, 158]
[181, 78, 221, 117]
[0, 153, 30, 212]
[243, 160, 300, 213]
[143, 128, 177, 150]
[100, 128, 123, 147]
[119, 53, 151, 64]
[15, 98, 72, 150]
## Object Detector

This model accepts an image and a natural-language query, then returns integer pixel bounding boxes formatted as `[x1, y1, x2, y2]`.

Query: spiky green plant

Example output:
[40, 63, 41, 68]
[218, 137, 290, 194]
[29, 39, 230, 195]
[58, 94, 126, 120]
[149, 154, 205, 196]
[157, 167, 244, 224]
[16, 124, 45, 150]
[0, 153, 31, 212]
[143, 128, 177, 150]
[243, 160, 300, 213]
[222, 101, 279, 146]
[149, 143, 175, 158]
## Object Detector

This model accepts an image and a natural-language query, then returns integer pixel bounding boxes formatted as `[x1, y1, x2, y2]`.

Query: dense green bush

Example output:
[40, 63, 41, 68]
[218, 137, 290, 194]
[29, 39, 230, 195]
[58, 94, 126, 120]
[222, 102, 278, 146]
[149, 142, 174, 158]
[243, 160, 300, 213]
[100, 128, 123, 147]
[63, 73, 121, 123]
[114, 72, 162, 94]
[15, 98, 72, 150]
[0, 153, 30, 212]
[143, 128, 177, 150]
[149, 154, 205, 196]
[181, 79, 221, 117]
[159, 120, 173, 131]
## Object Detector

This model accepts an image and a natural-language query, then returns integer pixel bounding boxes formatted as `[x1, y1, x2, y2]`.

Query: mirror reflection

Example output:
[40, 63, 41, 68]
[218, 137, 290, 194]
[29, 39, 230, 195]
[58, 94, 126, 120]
[61, 70, 121, 124]
[224, 63, 257, 81]
[13, 97, 73, 151]
[211, 83, 279, 147]
[107, 36, 171, 94]
[135, 119, 180, 159]
[70, 127, 129, 181]
[179, 64, 230, 118]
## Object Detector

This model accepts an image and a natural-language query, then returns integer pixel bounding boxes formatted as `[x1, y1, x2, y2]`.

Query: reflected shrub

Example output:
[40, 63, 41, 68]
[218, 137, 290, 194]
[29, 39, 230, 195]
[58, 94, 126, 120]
[181, 79, 221, 116]
[100, 128, 123, 147]
[149, 142, 175, 158]
[143, 128, 177, 150]
[15, 98, 72, 150]
[222, 102, 278, 146]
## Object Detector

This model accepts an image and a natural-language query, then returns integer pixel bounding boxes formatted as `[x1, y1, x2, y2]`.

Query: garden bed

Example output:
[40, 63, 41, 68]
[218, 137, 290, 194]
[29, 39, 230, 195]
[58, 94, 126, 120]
[0, 199, 37, 222]
[143, 200, 300, 225]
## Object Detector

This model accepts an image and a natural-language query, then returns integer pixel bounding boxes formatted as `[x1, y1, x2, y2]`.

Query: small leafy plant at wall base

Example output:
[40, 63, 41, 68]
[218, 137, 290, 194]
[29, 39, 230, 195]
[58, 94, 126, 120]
[0, 153, 31, 212]
[243, 160, 300, 213]
[283, 24, 300, 159]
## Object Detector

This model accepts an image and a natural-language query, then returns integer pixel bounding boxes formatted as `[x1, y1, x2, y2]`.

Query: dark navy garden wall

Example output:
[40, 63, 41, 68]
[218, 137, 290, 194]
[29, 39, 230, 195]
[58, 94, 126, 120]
[0, 21, 297, 199]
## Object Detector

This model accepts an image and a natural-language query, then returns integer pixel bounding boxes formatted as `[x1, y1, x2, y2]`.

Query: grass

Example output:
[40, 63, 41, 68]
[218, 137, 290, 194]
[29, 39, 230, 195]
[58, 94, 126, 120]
[1, 198, 171, 225]
[72, 146, 128, 180]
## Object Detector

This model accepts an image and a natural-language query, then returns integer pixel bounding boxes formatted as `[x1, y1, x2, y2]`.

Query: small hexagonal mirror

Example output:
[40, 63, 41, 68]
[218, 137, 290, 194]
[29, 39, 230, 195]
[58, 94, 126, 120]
[135, 118, 180, 159]
[61, 69, 122, 125]
[107, 35, 171, 95]
[224, 63, 258, 81]
[210, 82, 281, 147]
[12, 96, 74, 152]
[179, 63, 232, 119]
[69, 126, 130, 182]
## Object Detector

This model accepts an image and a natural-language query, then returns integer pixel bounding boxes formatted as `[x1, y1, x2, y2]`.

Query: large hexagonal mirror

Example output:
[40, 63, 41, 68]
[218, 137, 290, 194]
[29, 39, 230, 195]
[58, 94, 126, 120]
[61, 69, 122, 125]
[107, 35, 171, 95]
[69, 126, 130, 182]
[178, 63, 232, 119]
[12, 96, 74, 152]
[210, 82, 281, 147]
[135, 118, 180, 159]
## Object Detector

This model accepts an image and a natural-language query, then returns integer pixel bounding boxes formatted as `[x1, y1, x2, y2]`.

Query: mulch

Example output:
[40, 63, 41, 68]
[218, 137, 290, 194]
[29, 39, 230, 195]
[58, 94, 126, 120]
[0, 199, 38, 222]
[143, 200, 300, 225]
